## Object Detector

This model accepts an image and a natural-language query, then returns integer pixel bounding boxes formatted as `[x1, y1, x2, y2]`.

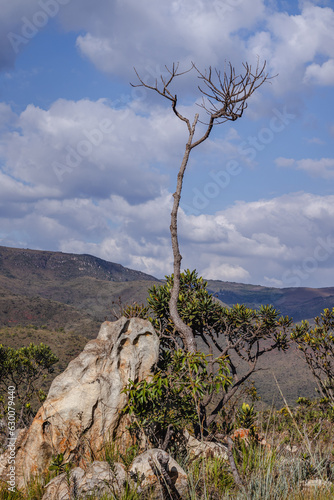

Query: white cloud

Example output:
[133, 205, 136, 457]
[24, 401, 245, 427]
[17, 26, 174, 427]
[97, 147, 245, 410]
[201, 261, 250, 282]
[296, 158, 334, 178]
[246, 4, 334, 92]
[276, 157, 334, 178]
[0, 103, 17, 130]
[1, 180, 334, 287]
[275, 157, 295, 167]
[61, 0, 334, 112]
[2, 0, 333, 113]
[70, 0, 266, 77]
[60, 191, 334, 287]
[304, 58, 334, 85]
[0, 98, 188, 204]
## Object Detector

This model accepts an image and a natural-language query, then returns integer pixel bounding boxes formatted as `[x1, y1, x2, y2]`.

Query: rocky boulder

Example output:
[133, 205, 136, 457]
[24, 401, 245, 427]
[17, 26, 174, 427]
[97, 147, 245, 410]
[129, 449, 188, 499]
[184, 430, 228, 461]
[0, 317, 159, 490]
[42, 461, 128, 500]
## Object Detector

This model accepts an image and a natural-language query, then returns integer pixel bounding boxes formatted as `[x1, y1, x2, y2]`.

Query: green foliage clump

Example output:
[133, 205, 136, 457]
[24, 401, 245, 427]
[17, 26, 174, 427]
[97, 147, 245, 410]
[147, 269, 223, 343]
[48, 453, 72, 476]
[292, 308, 334, 403]
[148, 269, 291, 356]
[145, 269, 292, 431]
[236, 403, 258, 431]
[123, 349, 231, 448]
[0, 343, 58, 429]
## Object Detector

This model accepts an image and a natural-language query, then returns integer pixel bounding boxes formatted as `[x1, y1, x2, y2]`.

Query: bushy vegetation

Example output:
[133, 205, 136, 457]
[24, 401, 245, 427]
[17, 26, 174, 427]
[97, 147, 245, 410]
[292, 308, 334, 403]
[1, 399, 334, 499]
[125, 270, 292, 437]
[1, 273, 334, 498]
[0, 343, 58, 430]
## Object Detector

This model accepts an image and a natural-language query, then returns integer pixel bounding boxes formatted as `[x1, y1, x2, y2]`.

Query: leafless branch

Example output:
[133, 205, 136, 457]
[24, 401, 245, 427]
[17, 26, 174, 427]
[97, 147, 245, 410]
[194, 60, 272, 124]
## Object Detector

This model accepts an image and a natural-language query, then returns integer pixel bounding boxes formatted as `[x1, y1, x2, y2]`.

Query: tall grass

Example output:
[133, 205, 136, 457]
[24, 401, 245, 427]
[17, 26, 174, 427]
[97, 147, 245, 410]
[1, 401, 334, 499]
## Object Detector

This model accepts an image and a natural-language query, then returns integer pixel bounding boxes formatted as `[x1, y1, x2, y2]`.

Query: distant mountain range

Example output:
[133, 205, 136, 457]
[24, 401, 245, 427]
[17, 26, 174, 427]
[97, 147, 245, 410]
[0, 245, 159, 336]
[1, 245, 333, 327]
[1, 244, 333, 405]
[207, 280, 334, 323]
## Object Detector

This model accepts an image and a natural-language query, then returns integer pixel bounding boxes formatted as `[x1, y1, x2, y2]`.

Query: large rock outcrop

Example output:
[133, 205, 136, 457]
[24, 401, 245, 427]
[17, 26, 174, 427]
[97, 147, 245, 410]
[0, 317, 159, 490]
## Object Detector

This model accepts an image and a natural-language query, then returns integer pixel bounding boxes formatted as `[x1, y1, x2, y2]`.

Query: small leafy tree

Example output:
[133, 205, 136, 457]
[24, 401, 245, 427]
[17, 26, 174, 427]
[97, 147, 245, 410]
[0, 343, 58, 430]
[147, 269, 223, 350]
[291, 308, 334, 403]
[123, 270, 291, 442]
[148, 270, 291, 426]
[123, 349, 231, 449]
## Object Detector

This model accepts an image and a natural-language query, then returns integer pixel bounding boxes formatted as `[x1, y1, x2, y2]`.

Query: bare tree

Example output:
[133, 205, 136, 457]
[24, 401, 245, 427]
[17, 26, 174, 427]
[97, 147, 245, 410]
[131, 61, 271, 353]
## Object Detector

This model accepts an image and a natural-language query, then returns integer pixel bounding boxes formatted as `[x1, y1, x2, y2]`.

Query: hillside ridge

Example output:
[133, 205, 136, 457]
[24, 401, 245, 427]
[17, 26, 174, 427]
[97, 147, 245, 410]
[0, 245, 334, 326]
[0, 245, 158, 282]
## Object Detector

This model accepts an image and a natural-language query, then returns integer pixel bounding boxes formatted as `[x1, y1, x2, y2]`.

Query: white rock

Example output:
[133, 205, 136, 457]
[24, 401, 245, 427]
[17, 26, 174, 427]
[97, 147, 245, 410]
[184, 430, 228, 460]
[42, 461, 128, 500]
[129, 448, 188, 499]
[0, 317, 159, 489]
[302, 478, 333, 490]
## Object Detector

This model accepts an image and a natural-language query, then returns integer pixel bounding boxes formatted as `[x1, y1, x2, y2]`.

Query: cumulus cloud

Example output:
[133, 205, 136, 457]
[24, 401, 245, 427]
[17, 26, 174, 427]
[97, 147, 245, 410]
[2, 0, 333, 109]
[63, 0, 334, 98]
[276, 157, 334, 178]
[304, 58, 334, 85]
[246, 3, 334, 93]
[201, 261, 250, 282]
[1, 164, 334, 287]
[275, 157, 296, 167]
[0, 98, 191, 204]
[58, 0, 334, 110]
[68, 0, 266, 77]
[66, 192, 334, 286]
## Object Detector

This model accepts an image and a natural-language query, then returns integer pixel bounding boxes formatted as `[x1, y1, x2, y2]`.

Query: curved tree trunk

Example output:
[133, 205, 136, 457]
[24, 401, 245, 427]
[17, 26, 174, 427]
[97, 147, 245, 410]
[169, 115, 199, 353]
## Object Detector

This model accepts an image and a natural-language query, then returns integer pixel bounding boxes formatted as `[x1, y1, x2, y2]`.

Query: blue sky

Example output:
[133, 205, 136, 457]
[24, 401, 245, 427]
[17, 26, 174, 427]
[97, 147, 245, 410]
[0, 0, 334, 288]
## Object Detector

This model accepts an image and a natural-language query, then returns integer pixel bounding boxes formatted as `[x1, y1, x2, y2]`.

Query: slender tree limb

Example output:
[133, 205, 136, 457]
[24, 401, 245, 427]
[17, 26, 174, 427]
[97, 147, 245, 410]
[207, 359, 259, 425]
[148, 452, 183, 500]
[161, 424, 174, 451]
[227, 436, 245, 489]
